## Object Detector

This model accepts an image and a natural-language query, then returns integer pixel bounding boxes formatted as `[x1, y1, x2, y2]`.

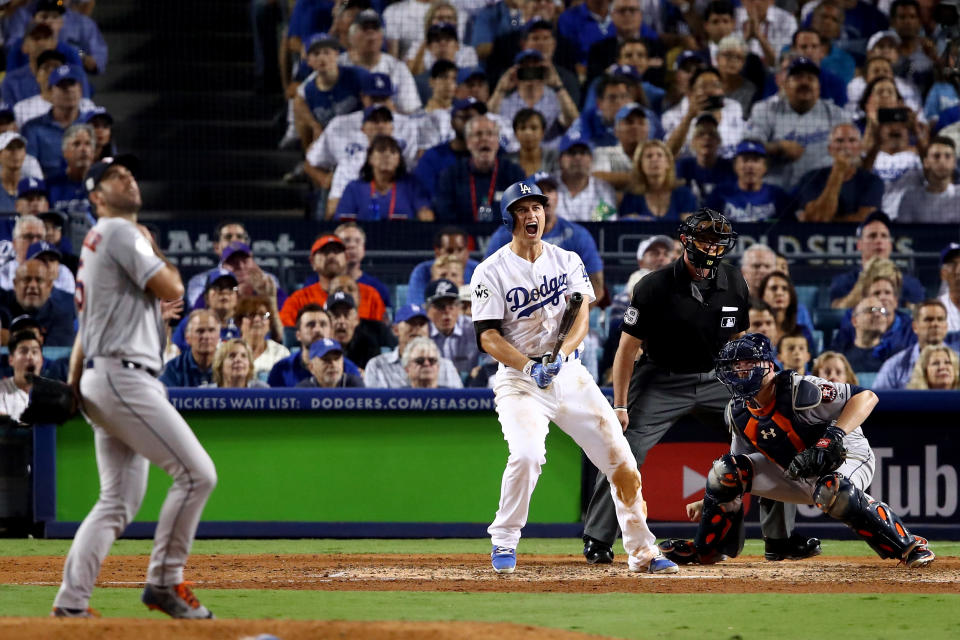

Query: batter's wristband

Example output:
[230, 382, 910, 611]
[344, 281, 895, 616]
[614, 405, 628, 411]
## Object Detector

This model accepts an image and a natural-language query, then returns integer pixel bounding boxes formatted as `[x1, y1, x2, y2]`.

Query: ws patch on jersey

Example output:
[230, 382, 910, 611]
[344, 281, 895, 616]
[819, 383, 838, 402]
[623, 306, 639, 326]
[474, 283, 490, 301]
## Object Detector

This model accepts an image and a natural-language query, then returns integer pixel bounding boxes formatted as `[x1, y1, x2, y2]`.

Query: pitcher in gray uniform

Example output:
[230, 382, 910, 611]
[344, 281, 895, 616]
[51, 155, 217, 619]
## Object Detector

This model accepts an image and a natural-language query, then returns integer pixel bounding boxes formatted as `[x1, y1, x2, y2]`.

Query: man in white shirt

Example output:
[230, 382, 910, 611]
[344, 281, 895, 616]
[384, 0, 435, 60]
[735, 0, 797, 68]
[554, 137, 617, 221]
[363, 303, 463, 388]
[940, 243, 960, 334]
[898, 137, 960, 223]
[338, 9, 422, 113]
[0, 329, 41, 421]
[0, 215, 74, 293]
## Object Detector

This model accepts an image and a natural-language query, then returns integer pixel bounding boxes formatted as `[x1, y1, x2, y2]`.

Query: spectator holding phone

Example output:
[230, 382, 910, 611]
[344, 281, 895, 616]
[663, 66, 746, 160]
[861, 98, 924, 216]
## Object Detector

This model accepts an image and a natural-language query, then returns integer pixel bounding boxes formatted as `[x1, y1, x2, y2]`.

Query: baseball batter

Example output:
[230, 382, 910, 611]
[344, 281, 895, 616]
[52, 156, 217, 619]
[470, 180, 677, 575]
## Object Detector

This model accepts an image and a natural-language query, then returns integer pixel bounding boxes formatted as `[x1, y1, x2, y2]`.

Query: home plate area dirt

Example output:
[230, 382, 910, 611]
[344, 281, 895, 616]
[5, 553, 958, 594]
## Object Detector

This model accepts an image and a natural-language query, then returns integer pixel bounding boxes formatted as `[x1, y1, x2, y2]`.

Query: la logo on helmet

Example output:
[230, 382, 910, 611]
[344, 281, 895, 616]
[519, 183, 531, 194]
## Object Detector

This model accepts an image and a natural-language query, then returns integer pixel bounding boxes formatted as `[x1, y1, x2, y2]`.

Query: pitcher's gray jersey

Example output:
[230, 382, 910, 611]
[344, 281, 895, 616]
[77, 217, 166, 371]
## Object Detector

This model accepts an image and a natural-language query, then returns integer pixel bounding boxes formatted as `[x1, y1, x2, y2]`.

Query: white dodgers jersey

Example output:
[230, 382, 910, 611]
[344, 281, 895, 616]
[470, 242, 594, 357]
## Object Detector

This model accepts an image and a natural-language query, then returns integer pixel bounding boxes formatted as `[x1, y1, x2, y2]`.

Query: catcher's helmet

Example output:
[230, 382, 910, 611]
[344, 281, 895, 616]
[678, 208, 737, 279]
[500, 179, 549, 228]
[715, 333, 777, 399]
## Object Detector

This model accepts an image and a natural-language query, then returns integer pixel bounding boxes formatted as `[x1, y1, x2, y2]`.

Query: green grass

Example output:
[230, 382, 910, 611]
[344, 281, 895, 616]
[3, 537, 959, 557]
[2, 586, 959, 639]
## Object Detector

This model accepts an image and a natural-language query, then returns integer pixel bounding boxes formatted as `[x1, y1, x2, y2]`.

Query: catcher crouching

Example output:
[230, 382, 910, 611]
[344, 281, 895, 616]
[660, 333, 935, 569]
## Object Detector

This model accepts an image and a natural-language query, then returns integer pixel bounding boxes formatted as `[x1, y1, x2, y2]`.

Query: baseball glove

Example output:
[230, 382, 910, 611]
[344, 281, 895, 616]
[786, 425, 847, 480]
[18, 374, 79, 426]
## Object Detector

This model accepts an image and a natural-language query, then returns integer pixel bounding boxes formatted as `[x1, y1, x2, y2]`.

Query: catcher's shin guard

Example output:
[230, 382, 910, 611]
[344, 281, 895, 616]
[693, 454, 752, 555]
[814, 473, 918, 560]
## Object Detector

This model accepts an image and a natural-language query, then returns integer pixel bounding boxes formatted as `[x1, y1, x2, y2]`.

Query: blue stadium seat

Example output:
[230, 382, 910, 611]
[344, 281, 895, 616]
[283, 326, 299, 349]
[811, 330, 824, 355]
[856, 372, 877, 388]
[395, 284, 408, 307]
[795, 286, 818, 311]
[813, 307, 846, 335]
[589, 307, 605, 334]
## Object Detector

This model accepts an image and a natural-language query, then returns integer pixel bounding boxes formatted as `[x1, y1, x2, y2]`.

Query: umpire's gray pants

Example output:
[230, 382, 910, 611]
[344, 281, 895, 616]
[583, 362, 795, 544]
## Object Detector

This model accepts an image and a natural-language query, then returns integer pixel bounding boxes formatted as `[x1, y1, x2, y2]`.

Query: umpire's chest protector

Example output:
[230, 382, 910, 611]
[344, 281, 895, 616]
[729, 372, 828, 468]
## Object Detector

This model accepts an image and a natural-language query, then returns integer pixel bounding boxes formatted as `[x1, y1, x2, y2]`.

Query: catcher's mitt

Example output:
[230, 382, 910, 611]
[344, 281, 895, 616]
[18, 374, 79, 425]
[786, 425, 846, 480]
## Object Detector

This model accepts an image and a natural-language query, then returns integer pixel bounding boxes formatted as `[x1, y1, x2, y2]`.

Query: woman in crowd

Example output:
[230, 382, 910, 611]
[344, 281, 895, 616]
[812, 351, 859, 386]
[507, 108, 559, 176]
[715, 35, 756, 118]
[906, 345, 960, 390]
[619, 140, 697, 220]
[405, 2, 477, 75]
[235, 296, 290, 382]
[335, 135, 433, 221]
[213, 339, 270, 388]
[758, 271, 815, 350]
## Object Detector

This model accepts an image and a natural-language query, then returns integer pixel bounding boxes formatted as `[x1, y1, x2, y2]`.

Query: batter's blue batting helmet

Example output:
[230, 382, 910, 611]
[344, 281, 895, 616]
[499, 180, 549, 228]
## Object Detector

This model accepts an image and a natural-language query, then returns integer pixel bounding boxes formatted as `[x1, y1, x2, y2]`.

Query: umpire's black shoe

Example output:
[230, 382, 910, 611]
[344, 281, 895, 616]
[583, 536, 614, 564]
[764, 533, 822, 561]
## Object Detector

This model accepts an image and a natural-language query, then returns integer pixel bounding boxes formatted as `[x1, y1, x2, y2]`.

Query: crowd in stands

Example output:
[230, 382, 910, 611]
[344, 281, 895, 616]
[3, 0, 960, 404]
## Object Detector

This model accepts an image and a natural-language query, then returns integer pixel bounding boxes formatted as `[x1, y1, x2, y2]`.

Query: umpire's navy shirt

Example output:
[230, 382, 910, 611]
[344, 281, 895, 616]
[621, 258, 750, 374]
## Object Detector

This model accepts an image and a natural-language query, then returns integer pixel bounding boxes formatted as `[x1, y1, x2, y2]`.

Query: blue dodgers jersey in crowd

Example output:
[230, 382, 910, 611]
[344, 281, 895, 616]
[335, 175, 430, 221]
[267, 349, 361, 387]
[705, 182, 789, 222]
[618, 186, 698, 221]
[302, 65, 364, 128]
[484, 217, 603, 275]
[46, 174, 94, 227]
[285, 0, 334, 38]
[676, 156, 736, 203]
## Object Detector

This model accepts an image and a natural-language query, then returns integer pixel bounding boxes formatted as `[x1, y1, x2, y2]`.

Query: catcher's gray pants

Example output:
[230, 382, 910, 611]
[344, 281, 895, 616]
[583, 362, 795, 544]
[53, 361, 216, 610]
[732, 428, 876, 504]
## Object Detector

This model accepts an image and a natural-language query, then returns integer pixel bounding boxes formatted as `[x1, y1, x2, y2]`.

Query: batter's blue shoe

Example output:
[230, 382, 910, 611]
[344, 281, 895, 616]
[630, 554, 679, 574]
[491, 545, 516, 574]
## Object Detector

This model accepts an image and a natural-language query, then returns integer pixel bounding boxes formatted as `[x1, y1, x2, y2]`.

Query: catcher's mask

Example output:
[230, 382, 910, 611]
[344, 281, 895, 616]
[678, 208, 737, 280]
[715, 333, 778, 400]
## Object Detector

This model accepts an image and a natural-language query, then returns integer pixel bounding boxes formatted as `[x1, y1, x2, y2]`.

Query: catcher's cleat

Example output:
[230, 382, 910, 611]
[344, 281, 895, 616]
[51, 606, 100, 618]
[658, 539, 727, 565]
[583, 536, 614, 564]
[142, 582, 214, 619]
[764, 533, 822, 561]
[903, 537, 935, 568]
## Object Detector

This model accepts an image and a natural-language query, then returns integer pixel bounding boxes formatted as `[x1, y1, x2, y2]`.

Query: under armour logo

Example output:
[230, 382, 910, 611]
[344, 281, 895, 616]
[760, 428, 776, 440]
[519, 183, 531, 194]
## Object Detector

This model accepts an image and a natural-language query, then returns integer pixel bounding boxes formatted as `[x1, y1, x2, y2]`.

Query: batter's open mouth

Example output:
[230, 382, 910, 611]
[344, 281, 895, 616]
[524, 222, 538, 236]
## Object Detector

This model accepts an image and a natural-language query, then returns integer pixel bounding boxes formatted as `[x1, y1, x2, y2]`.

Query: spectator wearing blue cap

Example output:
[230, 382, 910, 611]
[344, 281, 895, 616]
[14, 176, 50, 217]
[585, 0, 662, 82]
[485, 172, 604, 296]
[897, 137, 960, 223]
[0, 132, 29, 214]
[292, 33, 364, 154]
[705, 139, 788, 222]
[325, 290, 382, 368]
[338, 9, 421, 113]
[489, 49, 578, 146]
[673, 113, 735, 205]
[0, 215, 75, 293]
[21, 63, 88, 177]
[159, 310, 221, 388]
[296, 338, 365, 387]
[305, 75, 422, 217]
[619, 139, 697, 220]
[581, 42, 665, 115]
[4, 0, 109, 74]
[46, 123, 95, 240]
[795, 123, 883, 222]
[36, 209, 75, 271]
[414, 97, 482, 197]
[80, 107, 115, 160]
[267, 304, 363, 387]
[364, 303, 463, 388]
[335, 134, 433, 221]
[170, 269, 243, 352]
[1, 22, 88, 106]
[425, 278, 478, 376]
[555, 136, 617, 221]
[12, 49, 96, 131]
[432, 115, 526, 223]
[593, 102, 649, 193]
[746, 56, 851, 191]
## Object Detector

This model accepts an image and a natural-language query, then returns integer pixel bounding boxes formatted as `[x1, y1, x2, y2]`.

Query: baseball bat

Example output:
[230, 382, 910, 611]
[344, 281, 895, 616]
[549, 292, 584, 361]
